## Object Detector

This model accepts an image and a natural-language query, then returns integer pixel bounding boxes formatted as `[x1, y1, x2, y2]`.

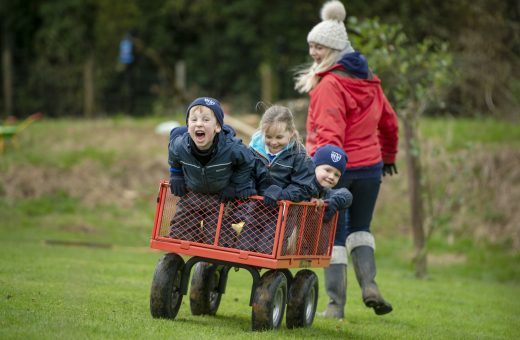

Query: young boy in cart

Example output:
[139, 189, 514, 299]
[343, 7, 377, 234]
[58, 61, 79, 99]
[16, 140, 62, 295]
[276, 144, 353, 256]
[168, 97, 255, 243]
[311, 144, 353, 319]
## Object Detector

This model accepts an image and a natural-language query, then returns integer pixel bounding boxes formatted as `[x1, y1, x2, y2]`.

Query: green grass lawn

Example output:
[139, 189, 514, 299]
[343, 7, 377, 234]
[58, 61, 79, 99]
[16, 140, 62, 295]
[1, 226, 518, 339]
[1, 116, 519, 339]
[420, 117, 520, 150]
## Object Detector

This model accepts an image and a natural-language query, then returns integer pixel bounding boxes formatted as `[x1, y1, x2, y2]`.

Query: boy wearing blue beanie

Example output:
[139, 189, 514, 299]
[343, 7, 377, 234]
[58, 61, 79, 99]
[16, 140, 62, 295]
[312, 144, 351, 220]
[312, 144, 353, 319]
[168, 97, 255, 243]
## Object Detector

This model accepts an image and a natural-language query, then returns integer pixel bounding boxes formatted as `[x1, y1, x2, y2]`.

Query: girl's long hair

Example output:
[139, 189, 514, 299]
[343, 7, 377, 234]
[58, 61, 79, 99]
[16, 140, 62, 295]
[258, 104, 302, 146]
[294, 47, 340, 93]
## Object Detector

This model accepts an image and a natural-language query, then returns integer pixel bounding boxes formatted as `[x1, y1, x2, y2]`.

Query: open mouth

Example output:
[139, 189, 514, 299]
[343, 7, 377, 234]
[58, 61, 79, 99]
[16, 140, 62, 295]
[194, 130, 206, 142]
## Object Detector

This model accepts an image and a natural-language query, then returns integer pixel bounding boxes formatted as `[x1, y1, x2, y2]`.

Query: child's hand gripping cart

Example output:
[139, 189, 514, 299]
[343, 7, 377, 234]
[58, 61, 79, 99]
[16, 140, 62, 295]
[149, 181, 338, 331]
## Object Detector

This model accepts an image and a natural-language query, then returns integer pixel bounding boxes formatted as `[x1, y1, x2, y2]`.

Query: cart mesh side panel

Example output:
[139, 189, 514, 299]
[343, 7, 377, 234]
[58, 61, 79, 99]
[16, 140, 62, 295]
[315, 212, 335, 255]
[155, 186, 336, 259]
[278, 204, 335, 256]
[280, 205, 304, 256]
[159, 194, 179, 237]
[162, 191, 219, 244]
[218, 199, 279, 254]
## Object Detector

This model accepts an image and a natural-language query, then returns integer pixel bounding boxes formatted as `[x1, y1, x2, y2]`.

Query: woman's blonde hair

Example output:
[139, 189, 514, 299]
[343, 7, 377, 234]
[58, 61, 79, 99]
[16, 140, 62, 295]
[294, 47, 340, 93]
[258, 104, 301, 143]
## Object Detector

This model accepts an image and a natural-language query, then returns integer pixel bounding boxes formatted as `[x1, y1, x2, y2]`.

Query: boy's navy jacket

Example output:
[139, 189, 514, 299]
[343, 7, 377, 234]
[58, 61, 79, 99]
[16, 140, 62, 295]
[168, 127, 253, 194]
[249, 131, 317, 202]
[315, 179, 353, 211]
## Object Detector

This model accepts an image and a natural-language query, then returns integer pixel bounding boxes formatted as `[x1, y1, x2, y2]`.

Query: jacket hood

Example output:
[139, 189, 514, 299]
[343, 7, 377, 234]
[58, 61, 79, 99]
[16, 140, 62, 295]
[249, 131, 266, 156]
[337, 51, 369, 79]
[221, 124, 236, 137]
[170, 126, 187, 141]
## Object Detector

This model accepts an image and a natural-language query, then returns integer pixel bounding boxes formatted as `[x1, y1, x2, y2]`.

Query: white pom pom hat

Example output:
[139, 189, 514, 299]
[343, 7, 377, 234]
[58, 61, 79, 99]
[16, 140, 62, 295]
[307, 0, 353, 52]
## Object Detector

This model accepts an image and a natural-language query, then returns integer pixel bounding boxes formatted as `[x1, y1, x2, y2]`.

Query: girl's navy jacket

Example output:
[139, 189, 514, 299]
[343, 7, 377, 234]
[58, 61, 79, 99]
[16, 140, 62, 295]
[249, 131, 317, 202]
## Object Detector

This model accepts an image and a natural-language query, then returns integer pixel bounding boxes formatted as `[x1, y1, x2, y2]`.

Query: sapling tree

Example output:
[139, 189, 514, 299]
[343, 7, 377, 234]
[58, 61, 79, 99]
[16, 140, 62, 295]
[349, 18, 454, 278]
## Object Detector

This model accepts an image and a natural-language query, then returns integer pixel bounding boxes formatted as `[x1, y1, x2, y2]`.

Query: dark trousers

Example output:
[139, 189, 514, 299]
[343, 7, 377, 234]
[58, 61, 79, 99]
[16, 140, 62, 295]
[335, 176, 381, 241]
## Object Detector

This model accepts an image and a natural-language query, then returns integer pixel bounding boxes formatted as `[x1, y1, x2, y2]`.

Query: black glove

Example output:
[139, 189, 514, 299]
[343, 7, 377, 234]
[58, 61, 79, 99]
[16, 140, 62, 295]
[236, 188, 257, 199]
[323, 199, 339, 223]
[278, 189, 291, 201]
[382, 163, 398, 176]
[263, 185, 283, 207]
[170, 175, 187, 197]
[219, 186, 236, 203]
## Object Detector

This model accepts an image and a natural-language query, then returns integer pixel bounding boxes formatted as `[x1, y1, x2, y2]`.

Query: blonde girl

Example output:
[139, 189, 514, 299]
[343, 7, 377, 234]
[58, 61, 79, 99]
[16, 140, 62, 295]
[249, 105, 316, 204]
[235, 105, 316, 254]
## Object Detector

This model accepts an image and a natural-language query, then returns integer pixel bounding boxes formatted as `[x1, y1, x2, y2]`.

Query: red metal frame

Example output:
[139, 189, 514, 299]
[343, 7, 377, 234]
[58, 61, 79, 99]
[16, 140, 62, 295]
[150, 181, 338, 269]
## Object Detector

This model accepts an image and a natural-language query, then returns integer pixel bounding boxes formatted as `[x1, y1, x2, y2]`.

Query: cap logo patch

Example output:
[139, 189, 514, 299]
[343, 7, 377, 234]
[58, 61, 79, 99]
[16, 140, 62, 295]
[331, 151, 342, 163]
[204, 98, 216, 106]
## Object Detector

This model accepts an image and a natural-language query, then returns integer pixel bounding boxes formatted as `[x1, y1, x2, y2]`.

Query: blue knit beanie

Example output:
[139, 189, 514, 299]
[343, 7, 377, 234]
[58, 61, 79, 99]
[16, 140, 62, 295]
[312, 144, 348, 174]
[186, 97, 224, 127]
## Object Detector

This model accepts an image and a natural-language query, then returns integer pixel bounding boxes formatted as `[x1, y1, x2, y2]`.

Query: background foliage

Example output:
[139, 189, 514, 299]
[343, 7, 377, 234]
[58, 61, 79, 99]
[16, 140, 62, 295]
[1, 0, 519, 118]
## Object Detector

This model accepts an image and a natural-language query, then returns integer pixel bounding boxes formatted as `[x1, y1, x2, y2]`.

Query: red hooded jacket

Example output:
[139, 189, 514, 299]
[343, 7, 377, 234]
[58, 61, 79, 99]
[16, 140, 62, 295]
[306, 65, 399, 168]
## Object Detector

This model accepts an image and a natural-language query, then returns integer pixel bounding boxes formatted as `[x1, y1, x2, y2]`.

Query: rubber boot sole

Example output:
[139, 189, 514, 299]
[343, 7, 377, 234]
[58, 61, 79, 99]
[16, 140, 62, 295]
[364, 298, 393, 315]
[363, 286, 393, 315]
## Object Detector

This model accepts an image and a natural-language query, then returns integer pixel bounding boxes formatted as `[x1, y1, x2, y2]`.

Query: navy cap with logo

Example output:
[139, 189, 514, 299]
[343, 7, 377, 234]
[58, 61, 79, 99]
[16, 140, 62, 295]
[312, 144, 348, 175]
[186, 97, 224, 127]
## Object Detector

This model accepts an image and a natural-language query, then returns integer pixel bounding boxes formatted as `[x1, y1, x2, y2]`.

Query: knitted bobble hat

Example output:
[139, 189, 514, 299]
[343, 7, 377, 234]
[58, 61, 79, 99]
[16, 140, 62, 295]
[307, 1, 351, 51]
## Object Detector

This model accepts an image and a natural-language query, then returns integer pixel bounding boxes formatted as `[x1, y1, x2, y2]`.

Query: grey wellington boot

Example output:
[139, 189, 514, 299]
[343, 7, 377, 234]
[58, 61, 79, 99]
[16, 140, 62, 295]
[321, 264, 346, 319]
[351, 246, 393, 315]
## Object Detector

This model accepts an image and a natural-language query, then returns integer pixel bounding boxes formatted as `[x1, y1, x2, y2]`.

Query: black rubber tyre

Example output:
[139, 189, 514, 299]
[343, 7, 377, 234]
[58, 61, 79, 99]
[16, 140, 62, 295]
[150, 253, 185, 319]
[251, 270, 287, 331]
[279, 268, 293, 288]
[286, 269, 319, 328]
[189, 262, 223, 316]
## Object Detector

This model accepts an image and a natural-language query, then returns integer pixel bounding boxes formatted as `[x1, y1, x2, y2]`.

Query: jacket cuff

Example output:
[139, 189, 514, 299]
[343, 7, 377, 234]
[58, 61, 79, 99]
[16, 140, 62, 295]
[382, 153, 396, 164]
[170, 167, 183, 175]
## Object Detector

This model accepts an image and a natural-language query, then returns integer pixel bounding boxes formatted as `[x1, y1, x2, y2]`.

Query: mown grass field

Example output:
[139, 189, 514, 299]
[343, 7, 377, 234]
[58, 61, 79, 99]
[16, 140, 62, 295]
[1, 116, 519, 339]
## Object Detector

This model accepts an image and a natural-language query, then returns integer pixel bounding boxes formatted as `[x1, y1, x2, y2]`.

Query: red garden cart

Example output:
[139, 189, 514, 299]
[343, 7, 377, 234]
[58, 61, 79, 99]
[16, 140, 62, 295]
[149, 181, 338, 331]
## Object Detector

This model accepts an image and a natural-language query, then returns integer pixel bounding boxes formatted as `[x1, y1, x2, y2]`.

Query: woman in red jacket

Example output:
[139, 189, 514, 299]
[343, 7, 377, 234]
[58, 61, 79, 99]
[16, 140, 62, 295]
[295, 0, 398, 318]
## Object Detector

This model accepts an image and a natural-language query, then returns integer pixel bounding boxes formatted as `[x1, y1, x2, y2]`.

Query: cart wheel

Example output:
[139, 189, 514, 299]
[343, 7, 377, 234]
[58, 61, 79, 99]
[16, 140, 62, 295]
[150, 253, 185, 319]
[189, 262, 223, 316]
[286, 269, 318, 328]
[252, 270, 287, 331]
[279, 268, 294, 288]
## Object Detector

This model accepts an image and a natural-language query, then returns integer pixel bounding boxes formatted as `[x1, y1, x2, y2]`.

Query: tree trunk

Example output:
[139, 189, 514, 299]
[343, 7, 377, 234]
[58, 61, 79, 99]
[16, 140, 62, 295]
[174, 60, 186, 93]
[2, 24, 13, 119]
[260, 62, 274, 104]
[83, 55, 95, 118]
[402, 109, 427, 278]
